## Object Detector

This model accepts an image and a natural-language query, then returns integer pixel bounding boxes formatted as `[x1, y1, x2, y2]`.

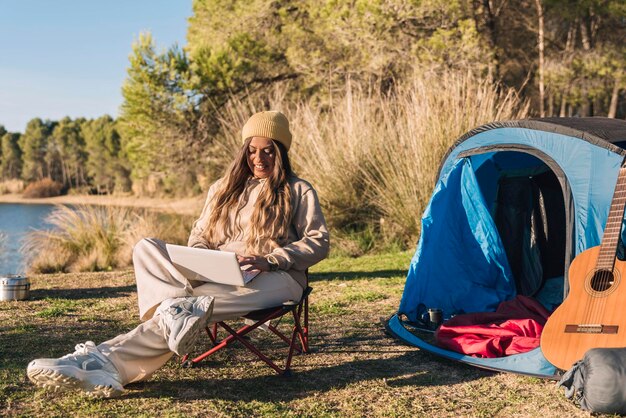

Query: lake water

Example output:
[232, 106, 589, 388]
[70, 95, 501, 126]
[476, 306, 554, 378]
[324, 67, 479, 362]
[0, 203, 54, 275]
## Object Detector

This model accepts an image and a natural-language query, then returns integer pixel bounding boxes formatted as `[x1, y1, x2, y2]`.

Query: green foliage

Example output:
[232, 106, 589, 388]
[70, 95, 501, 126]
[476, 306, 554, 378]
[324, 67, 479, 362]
[118, 33, 205, 196]
[413, 18, 490, 74]
[19, 118, 54, 182]
[539, 0, 626, 115]
[192, 33, 286, 94]
[0, 125, 6, 150]
[47, 117, 88, 188]
[187, 0, 489, 95]
[82, 115, 129, 194]
[0, 132, 22, 179]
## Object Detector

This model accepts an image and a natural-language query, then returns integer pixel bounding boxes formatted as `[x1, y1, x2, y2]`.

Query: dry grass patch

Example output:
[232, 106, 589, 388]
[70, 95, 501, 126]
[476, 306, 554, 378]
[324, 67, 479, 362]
[0, 253, 594, 417]
[0, 179, 25, 194]
[22, 205, 193, 273]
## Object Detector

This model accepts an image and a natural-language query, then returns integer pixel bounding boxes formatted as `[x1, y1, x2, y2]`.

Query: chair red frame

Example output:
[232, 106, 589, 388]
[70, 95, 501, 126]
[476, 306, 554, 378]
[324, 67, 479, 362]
[182, 286, 312, 376]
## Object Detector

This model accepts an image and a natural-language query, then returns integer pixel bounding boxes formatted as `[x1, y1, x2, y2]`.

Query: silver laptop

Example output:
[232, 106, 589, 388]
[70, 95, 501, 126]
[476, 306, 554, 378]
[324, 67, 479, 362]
[165, 243, 260, 286]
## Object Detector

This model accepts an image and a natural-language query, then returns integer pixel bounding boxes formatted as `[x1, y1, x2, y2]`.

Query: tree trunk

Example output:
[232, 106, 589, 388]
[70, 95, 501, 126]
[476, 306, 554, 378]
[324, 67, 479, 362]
[580, 19, 592, 51]
[565, 21, 576, 52]
[548, 90, 554, 116]
[560, 93, 567, 117]
[609, 77, 621, 118]
[581, 87, 591, 116]
[62, 163, 68, 188]
[535, 0, 545, 117]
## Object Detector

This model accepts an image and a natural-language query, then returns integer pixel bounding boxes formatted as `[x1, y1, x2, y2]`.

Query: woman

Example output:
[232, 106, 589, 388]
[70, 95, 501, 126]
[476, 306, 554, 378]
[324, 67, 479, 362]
[26, 111, 330, 397]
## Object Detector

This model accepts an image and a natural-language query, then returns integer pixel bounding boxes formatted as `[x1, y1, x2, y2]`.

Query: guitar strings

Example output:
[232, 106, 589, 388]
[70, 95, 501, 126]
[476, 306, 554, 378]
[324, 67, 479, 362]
[587, 175, 626, 327]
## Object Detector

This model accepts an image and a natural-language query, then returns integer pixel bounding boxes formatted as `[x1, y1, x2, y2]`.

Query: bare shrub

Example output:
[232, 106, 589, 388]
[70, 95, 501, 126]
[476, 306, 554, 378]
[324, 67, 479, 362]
[22, 178, 64, 198]
[23, 205, 192, 273]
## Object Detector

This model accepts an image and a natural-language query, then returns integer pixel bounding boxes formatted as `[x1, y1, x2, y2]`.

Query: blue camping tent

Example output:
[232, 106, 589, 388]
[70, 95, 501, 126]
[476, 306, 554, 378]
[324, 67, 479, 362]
[387, 117, 626, 378]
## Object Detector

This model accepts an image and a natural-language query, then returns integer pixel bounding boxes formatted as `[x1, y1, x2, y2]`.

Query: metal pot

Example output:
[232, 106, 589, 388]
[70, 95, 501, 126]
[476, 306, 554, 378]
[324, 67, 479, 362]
[0, 275, 30, 301]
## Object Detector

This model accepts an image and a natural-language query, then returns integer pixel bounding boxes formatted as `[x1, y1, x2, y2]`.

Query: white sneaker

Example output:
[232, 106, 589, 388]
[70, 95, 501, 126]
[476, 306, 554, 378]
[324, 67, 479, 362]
[157, 295, 214, 355]
[27, 341, 124, 398]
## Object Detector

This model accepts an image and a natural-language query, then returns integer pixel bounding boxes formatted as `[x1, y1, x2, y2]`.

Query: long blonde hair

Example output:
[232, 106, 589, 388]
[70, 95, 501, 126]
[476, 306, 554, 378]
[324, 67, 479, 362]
[202, 138, 293, 254]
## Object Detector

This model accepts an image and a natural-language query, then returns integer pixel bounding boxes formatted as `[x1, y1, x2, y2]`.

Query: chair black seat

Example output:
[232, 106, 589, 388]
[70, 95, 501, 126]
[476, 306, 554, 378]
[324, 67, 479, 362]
[243, 286, 313, 321]
[181, 286, 313, 375]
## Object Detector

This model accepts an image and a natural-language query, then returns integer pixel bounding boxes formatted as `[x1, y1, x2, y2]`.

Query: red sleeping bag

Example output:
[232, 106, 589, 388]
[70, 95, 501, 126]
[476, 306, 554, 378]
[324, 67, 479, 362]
[435, 295, 551, 358]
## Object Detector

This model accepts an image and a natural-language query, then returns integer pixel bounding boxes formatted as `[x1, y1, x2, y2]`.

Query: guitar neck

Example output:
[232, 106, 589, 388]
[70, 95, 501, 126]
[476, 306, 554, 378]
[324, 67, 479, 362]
[597, 165, 626, 270]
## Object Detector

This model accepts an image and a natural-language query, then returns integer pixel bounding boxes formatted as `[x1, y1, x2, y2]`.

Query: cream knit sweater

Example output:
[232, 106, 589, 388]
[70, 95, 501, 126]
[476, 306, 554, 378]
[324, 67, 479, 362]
[187, 176, 330, 288]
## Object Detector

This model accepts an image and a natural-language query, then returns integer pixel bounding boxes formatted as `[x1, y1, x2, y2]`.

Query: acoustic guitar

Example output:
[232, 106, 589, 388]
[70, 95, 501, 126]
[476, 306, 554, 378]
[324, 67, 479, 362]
[541, 164, 626, 370]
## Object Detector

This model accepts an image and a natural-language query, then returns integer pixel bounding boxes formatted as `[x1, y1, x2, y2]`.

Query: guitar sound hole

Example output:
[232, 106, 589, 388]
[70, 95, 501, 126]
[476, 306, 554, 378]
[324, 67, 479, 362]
[590, 269, 615, 292]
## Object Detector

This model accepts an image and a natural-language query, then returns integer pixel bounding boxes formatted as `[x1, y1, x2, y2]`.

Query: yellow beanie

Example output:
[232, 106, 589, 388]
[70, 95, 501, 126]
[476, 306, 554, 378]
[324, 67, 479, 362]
[241, 111, 292, 151]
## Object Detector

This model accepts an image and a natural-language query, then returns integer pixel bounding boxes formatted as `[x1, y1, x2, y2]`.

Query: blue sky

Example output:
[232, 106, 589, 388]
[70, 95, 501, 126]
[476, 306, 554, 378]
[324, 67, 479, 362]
[0, 1, 192, 133]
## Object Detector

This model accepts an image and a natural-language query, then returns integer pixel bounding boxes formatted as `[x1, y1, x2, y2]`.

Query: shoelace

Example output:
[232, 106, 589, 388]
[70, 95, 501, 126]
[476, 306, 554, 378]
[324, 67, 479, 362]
[157, 300, 193, 340]
[62, 341, 108, 365]
[166, 305, 186, 316]
[164, 300, 194, 318]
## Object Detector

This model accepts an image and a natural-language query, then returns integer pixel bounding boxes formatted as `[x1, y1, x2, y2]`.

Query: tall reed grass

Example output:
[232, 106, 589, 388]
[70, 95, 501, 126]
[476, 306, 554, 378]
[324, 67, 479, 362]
[23, 205, 192, 273]
[215, 72, 529, 253]
[354, 72, 529, 245]
[26, 71, 528, 272]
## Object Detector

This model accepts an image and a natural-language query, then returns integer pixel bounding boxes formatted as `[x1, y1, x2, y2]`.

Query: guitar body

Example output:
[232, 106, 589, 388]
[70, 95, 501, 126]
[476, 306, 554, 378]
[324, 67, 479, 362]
[541, 246, 626, 370]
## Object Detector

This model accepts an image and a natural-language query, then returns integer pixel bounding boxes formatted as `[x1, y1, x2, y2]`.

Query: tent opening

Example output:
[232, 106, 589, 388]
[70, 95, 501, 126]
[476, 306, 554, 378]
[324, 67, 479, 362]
[388, 117, 626, 378]
[471, 151, 566, 306]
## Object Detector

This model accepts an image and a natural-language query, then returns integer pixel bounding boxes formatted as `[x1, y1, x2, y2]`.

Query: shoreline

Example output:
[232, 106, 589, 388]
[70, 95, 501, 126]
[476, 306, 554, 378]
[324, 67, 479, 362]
[0, 193, 204, 216]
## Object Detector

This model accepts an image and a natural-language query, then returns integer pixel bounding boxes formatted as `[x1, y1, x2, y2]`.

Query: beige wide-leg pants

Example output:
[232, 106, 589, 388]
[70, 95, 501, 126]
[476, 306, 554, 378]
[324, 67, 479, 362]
[97, 238, 304, 385]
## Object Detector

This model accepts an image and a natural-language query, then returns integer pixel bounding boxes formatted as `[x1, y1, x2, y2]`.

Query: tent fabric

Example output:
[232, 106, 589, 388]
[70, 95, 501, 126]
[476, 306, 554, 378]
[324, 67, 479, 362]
[398, 158, 515, 323]
[389, 117, 626, 378]
[435, 295, 550, 358]
[439, 127, 625, 255]
[441, 118, 626, 162]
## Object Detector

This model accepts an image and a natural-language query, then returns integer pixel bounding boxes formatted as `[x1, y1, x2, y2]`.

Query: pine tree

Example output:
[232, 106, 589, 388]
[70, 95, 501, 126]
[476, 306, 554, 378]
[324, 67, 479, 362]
[19, 118, 54, 182]
[0, 132, 22, 180]
[0, 125, 6, 169]
[48, 117, 87, 188]
[118, 33, 205, 195]
[83, 115, 127, 194]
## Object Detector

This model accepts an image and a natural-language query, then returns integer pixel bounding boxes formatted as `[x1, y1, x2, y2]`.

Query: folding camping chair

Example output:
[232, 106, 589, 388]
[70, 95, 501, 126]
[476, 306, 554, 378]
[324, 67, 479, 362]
[181, 286, 312, 376]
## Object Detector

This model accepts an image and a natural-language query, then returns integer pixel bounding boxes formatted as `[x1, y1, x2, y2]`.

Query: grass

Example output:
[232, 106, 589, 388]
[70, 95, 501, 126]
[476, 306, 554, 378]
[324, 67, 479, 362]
[35, 299, 79, 318]
[0, 252, 591, 417]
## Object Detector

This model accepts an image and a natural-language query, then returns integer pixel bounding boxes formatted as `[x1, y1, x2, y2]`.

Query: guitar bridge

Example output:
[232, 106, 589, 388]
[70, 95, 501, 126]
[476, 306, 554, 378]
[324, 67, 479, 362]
[564, 324, 619, 334]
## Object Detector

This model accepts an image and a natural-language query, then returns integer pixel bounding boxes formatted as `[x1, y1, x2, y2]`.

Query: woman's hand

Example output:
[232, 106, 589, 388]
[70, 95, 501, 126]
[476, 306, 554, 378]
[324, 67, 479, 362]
[237, 255, 271, 272]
